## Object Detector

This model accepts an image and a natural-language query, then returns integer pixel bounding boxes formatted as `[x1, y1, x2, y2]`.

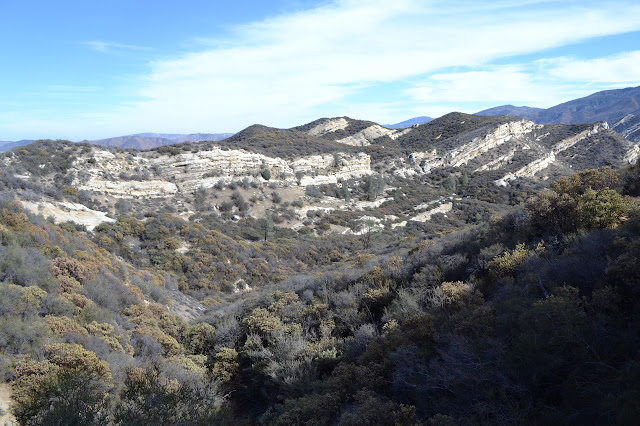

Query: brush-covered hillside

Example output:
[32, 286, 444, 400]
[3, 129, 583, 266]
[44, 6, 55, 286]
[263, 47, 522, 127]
[1, 112, 640, 424]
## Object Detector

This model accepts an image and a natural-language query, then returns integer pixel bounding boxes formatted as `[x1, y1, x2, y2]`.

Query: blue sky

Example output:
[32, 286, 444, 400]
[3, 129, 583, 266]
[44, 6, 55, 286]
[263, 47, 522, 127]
[1, 0, 639, 141]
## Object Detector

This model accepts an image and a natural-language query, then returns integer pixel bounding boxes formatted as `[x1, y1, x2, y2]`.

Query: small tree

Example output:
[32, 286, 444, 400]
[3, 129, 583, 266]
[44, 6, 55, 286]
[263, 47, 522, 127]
[264, 209, 274, 241]
[261, 168, 271, 181]
[333, 153, 343, 168]
[340, 183, 351, 201]
[271, 191, 282, 204]
[193, 187, 207, 211]
[444, 175, 458, 192]
[363, 174, 385, 201]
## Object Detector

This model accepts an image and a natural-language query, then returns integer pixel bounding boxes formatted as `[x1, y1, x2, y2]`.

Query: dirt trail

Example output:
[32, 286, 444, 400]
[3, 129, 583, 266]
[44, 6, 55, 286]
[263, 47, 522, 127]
[0, 383, 16, 425]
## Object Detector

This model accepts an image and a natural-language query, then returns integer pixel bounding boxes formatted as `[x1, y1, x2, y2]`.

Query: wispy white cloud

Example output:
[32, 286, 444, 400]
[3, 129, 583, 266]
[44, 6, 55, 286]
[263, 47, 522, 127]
[405, 50, 640, 113]
[83, 41, 152, 53]
[8, 0, 640, 139]
[106, 0, 640, 131]
[545, 51, 640, 84]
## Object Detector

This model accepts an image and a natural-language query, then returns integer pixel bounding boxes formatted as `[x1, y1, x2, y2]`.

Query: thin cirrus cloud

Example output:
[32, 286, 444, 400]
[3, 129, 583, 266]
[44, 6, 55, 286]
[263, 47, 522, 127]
[9, 0, 640, 139]
[83, 41, 153, 53]
[407, 50, 640, 111]
[105, 0, 640, 133]
[545, 51, 640, 84]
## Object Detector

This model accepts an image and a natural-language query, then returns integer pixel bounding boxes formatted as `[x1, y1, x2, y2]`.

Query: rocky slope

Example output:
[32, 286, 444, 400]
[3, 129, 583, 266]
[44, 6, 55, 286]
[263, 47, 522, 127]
[612, 113, 640, 144]
[71, 147, 372, 198]
[2, 112, 637, 236]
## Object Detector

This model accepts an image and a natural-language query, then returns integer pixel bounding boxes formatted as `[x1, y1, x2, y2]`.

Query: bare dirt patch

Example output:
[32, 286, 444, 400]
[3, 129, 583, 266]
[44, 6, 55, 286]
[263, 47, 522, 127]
[0, 382, 16, 425]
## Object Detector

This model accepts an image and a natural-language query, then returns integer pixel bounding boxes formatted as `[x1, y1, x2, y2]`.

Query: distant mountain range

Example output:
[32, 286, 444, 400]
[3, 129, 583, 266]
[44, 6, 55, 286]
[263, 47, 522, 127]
[384, 116, 433, 129]
[1, 133, 235, 152]
[477, 85, 640, 142]
[86, 132, 235, 150]
[0, 140, 34, 152]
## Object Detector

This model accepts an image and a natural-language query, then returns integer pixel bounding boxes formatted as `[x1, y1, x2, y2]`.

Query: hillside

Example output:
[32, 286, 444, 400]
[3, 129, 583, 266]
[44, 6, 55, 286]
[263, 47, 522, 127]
[611, 113, 640, 144]
[477, 86, 640, 136]
[1, 113, 640, 424]
[536, 85, 640, 124]
[1, 114, 635, 236]
[0, 140, 34, 153]
[475, 105, 543, 121]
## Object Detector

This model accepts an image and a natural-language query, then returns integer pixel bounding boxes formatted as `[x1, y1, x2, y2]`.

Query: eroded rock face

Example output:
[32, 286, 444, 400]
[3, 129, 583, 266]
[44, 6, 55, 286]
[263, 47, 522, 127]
[496, 153, 556, 187]
[72, 148, 372, 198]
[307, 118, 350, 136]
[79, 179, 179, 198]
[21, 200, 115, 230]
[494, 122, 616, 186]
[446, 120, 541, 168]
[391, 121, 542, 175]
[551, 123, 608, 153]
[336, 125, 395, 146]
[612, 114, 640, 143]
[625, 144, 640, 164]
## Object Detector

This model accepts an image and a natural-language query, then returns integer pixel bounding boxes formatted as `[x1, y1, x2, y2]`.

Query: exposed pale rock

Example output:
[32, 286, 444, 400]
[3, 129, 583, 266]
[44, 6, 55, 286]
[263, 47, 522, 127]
[446, 120, 540, 167]
[410, 202, 453, 222]
[80, 179, 179, 198]
[475, 149, 518, 172]
[414, 197, 448, 211]
[72, 148, 372, 198]
[157, 149, 294, 192]
[409, 150, 438, 162]
[351, 197, 393, 209]
[393, 167, 419, 177]
[552, 123, 607, 153]
[21, 200, 115, 230]
[388, 128, 412, 140]
[294, 206, 336, 216]
[614, 114, 636, 127]
[535, 132, 551, 141]
[291, 154, 338, 172]
[91, 150, 116, 160]
[336, 125, 395, 146]
[391, 121, 540, 176]
[307, 118, 350, 136]
[496, 153, 556, 186]
[613, 114, 640, 139]
[295, 153, 371, 186]
[625, 144, 640, 164]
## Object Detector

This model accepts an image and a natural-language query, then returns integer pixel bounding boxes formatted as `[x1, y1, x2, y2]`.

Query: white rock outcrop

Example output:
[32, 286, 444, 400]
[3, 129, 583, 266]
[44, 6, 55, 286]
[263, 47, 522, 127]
[446, 120, 540, 168]
[307, 118, 350, 136]
[335, 125, 399, 146]
[72, 148, 372, 198]
[410, 202, 453, 222]
[625, 144, 640, 164]
[552, 123, 607, 154]
[475, 149, 518, 172]
[496, 153, 556, 187]
[21, 200, 115, 230]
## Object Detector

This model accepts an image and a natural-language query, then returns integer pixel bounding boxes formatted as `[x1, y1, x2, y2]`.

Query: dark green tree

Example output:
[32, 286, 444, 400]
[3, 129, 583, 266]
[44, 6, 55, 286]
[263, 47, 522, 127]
[264, 209, 274, 241]
[363, 174, 385, 201]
